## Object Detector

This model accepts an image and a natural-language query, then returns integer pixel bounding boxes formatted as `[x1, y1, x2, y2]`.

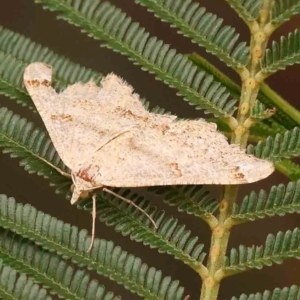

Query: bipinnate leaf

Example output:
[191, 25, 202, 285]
[231, 285, 300, 300]
[0, 26, 102, 109]
[225, 0, 261, 23]
[224, 228, 300, 276]
[232, 180, 300, 222]
[135, 0, 249, 69]
[148, 185, 218, 222]
[0, 106, 72, 196]
[272, 0, 300, 26]
[189, 52, 300, 130]
[0, 262, 52, 300]
[35, 0, 237, 117]
[276, 160, 300, 181]
[247, 127, 300, 162]
[0, 194, 187, 300]
[0, 228, 121, 300]
[79, 189, 207, 271]
[261, 29, 300, 76]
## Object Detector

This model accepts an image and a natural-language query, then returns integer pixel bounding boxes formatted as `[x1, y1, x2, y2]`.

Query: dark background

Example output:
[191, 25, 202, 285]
[0, 1, 299, 299]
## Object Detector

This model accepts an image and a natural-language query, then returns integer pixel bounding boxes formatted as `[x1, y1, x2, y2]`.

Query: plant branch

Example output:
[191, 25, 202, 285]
[199, 1, 275, 299]
[189, 53, 300, 129]
[260, 83, 300, 126]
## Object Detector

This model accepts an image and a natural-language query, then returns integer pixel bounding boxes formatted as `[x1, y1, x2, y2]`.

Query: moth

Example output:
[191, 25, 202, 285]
[24, 62, 274, 249]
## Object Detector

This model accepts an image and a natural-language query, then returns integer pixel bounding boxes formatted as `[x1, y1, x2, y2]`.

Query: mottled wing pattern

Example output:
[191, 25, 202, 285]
[24, 62, 274, 189]
[24, 63, 170, 170]
[24, 63, 74, 167]
[74, 116, 274, 187]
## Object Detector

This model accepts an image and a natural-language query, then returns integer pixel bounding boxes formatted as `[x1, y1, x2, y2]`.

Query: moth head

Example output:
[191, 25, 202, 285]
[70, 173, 94, 205]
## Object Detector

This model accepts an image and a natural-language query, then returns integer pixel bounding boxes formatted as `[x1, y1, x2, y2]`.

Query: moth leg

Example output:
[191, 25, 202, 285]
[102, 188, 158, 229]
[87, 193, 97, 252]
[40, 157, 71, 178]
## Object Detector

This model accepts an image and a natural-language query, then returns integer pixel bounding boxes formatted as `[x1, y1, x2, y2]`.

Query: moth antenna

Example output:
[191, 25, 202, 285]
[39, 157, 71, 178]
[87, 193, 97, 252]
[102, 188, 158, 229]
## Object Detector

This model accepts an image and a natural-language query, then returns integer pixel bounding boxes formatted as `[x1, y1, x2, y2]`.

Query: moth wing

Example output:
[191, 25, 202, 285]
[24, 62, 166, 169]
[23, 62, 75, 167]
[74, 118, 274, 187]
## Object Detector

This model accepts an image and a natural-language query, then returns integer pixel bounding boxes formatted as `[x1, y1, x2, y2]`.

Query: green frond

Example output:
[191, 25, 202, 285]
[189, 52, 300, 130]
[276, 160, 300, 181]
[0, 195, 186, 300]
[35, 0, 237, 117]
[79, 189, 206, 271]
[140, 98, 172, 115]
[0, 27, 171, 115]
[0, 228, 120, 300]
[272, 0, 300, 26]
[231, 180, 300, 223]
[148, 185, 219, 220]
[225, 0, 261, 24]
[0, 107, 208, 271]
[224, 228, 300, 276]
[135, 0, 249, 69]
[231, 285, 300, 300]
[0, 53, 32, 107]
[259, 83, 300, 130]
[250, 102, 275, 121]
[247, 127, 300, 162]
[209, 118, 300, 180]
[250, 119, 286, 138]
[0, 262, 52, 300]
[0, 26, 102, 109]
[0, 106, 72, 196]
[261, 29, 300, 76]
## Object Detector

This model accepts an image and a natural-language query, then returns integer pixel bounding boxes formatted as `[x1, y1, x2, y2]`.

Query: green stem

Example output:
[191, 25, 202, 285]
[189, 54, 300, 129]
[199, 1, 275, 299]
[199, 186, 238, 300]
[260, 83, 300, 125]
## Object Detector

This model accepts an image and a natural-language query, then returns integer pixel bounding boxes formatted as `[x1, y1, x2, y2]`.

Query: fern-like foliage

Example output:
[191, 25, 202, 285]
[35, 0, 237, 117]
[0, 228, 121, 300]
[0, 106, 71, 195]
[272, 0, 300, 26]
[0, 107, 208, 272]
[0, 27, 172, 120]
[249, 119, 286, 138]
[250, 102, 275, 121]
[148, 186, 218, 221]
[80, 189, 207, 271]
[261, 29, 300, 75]
[0, 26, 102, 109]
[247, 127, 300, 162]
[141, 98, 172, 115]
[189, 52, 300, 130]
[277, 160, 300, 181]
[225, 0, 261, 23]
[0, 195, 187, 300]
[135, 0, 249, 69]
[231, 285, 300, 300]
[224, 228, 300, 276]
[231, 180, 300, 222]
[0, 262, 52, 300]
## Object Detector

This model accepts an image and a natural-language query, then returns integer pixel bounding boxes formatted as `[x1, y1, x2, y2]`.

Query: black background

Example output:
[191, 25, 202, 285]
[0, 1, 299, 299]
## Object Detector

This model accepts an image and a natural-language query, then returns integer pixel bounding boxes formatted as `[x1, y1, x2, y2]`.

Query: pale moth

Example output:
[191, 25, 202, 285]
[24, 62, 274, 251]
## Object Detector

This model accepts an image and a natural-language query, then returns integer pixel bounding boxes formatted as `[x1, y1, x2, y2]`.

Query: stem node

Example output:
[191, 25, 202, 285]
[199, 1, 275, 299]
